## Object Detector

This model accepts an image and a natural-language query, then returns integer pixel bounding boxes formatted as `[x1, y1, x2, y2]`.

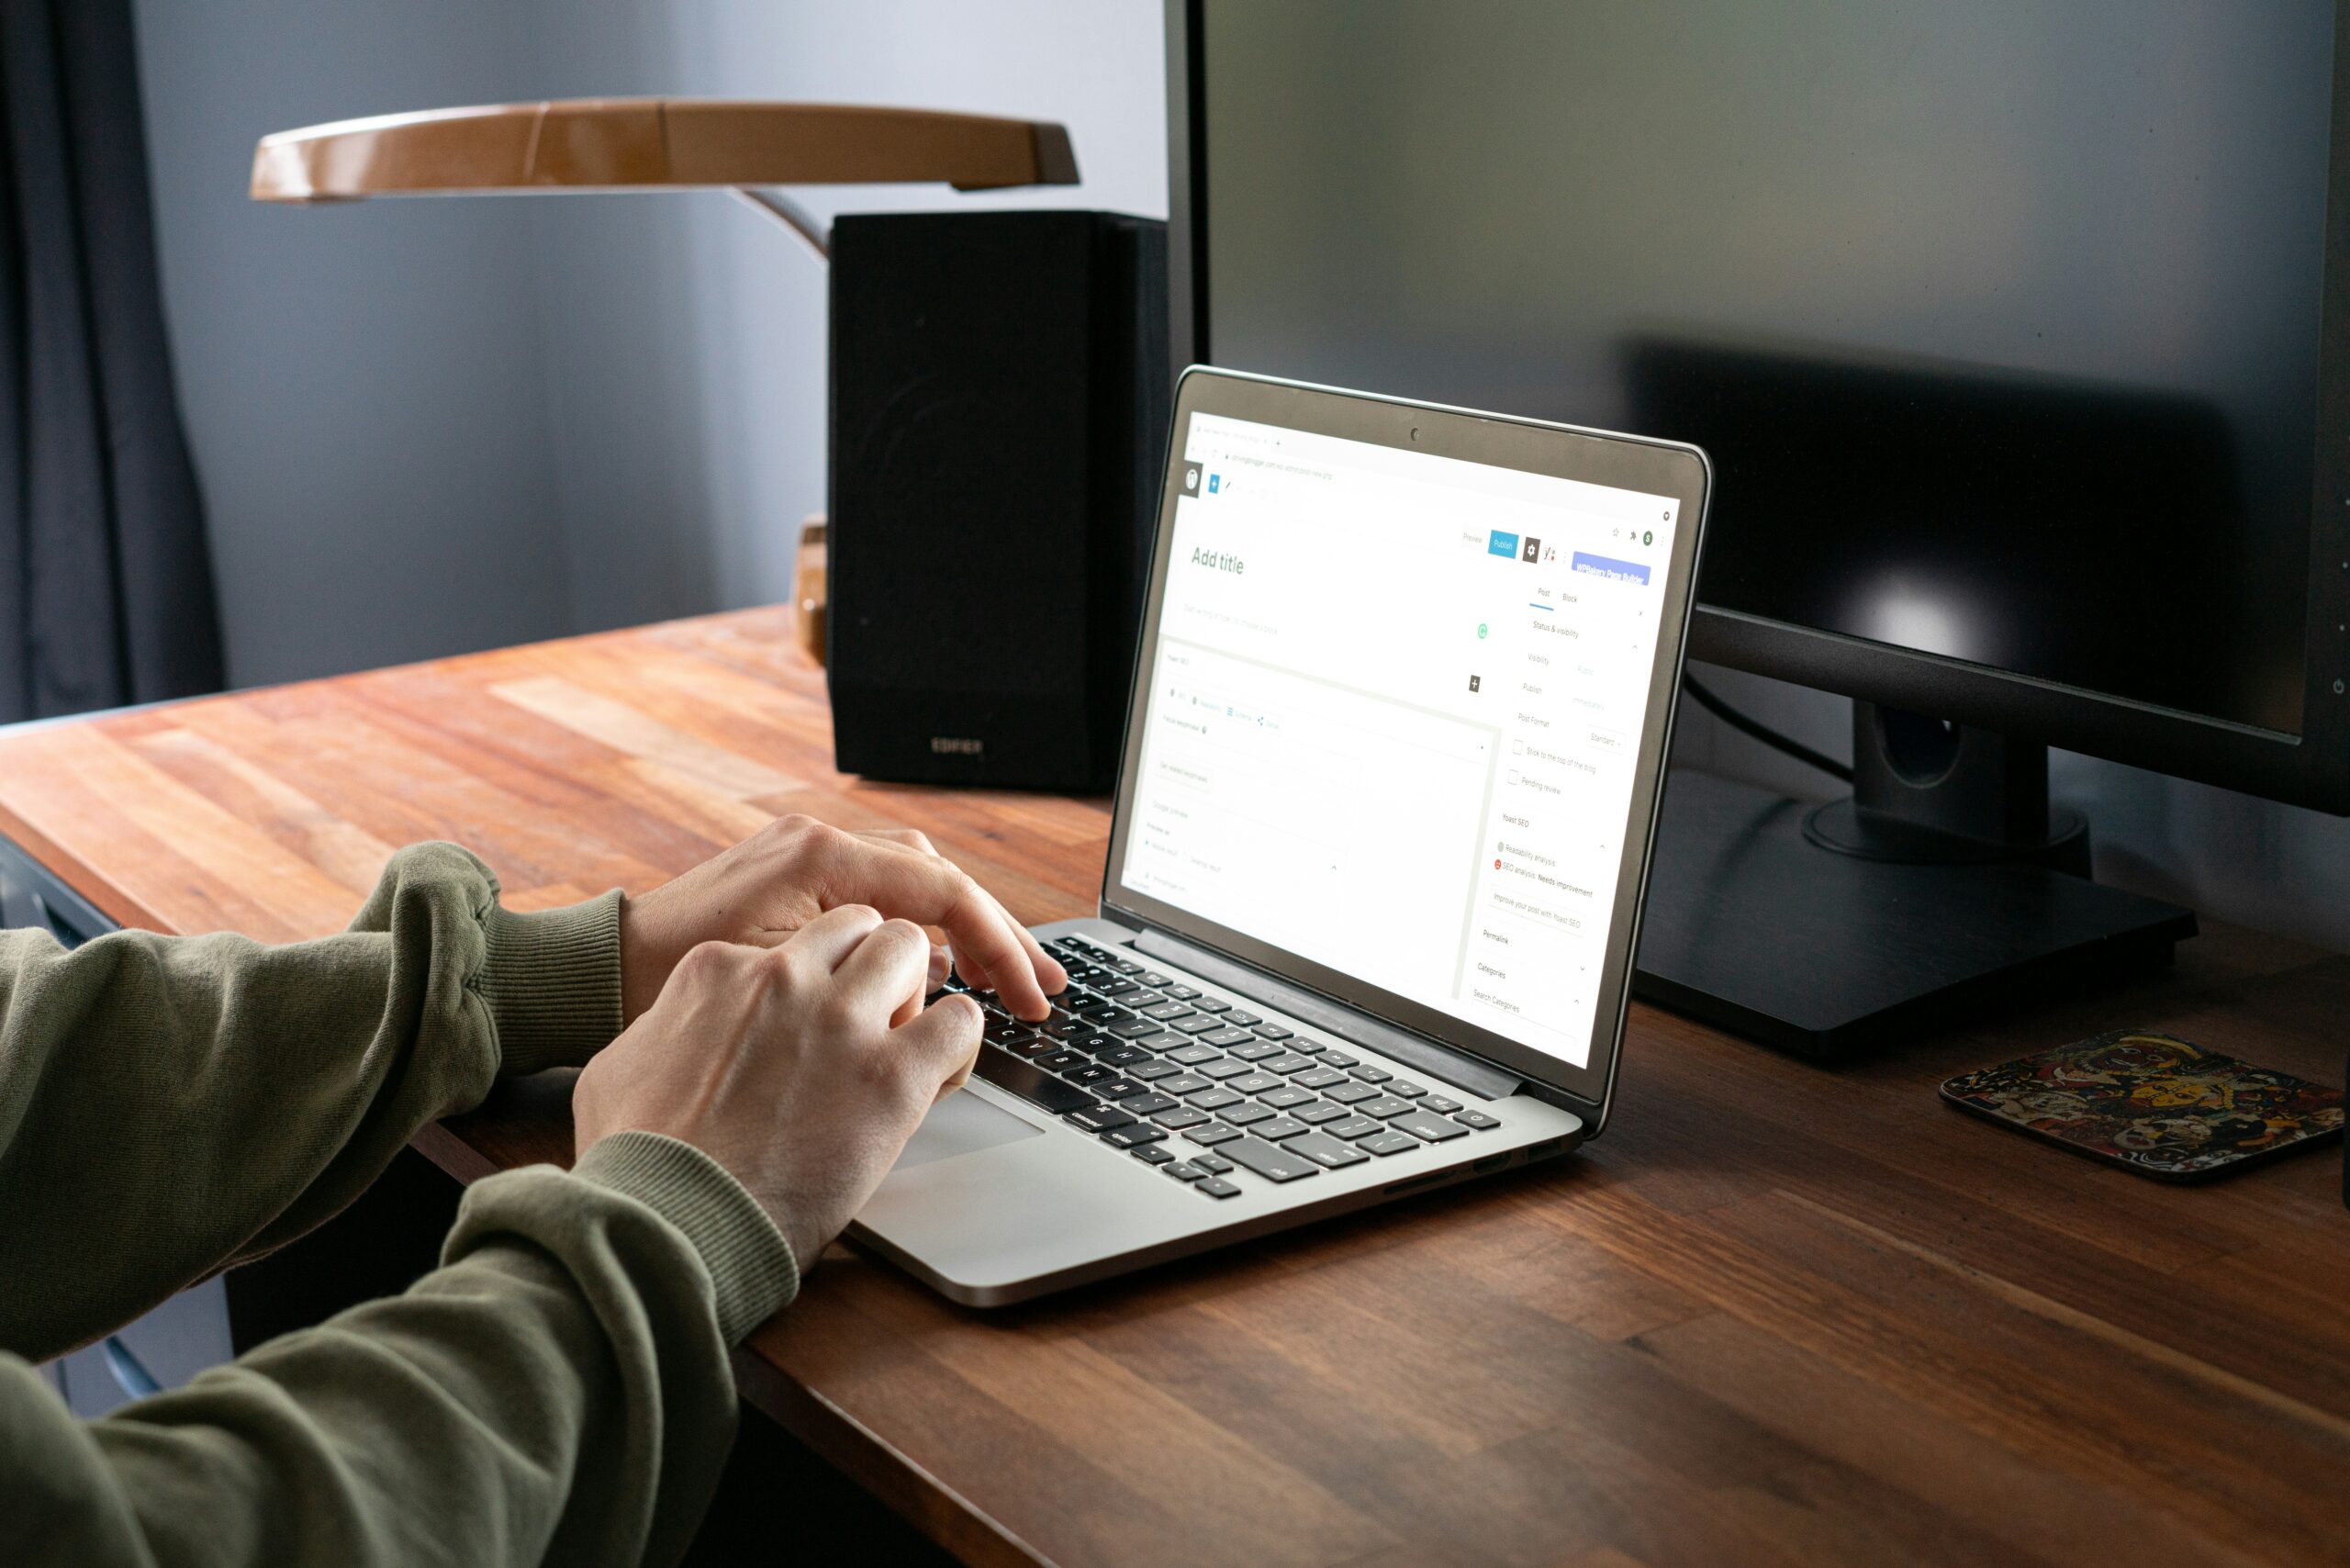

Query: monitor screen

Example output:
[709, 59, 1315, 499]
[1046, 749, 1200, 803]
[1198, 0, 2334, 735]
[1119, 410, 1684, 1069]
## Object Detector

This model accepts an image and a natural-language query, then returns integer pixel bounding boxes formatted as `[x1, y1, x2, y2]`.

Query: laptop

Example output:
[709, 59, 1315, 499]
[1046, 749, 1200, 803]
[855, 367, 1711, 1305]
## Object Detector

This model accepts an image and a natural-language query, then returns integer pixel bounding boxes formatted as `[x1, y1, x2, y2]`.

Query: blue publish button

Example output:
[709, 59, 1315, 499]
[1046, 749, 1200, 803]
[1571, 551, 1651, 586]
[1488, 530, 1521, 559]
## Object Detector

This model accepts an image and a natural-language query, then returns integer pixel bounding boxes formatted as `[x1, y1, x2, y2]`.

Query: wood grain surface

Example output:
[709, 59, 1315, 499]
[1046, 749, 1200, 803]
[2, 606, 2345, 1568]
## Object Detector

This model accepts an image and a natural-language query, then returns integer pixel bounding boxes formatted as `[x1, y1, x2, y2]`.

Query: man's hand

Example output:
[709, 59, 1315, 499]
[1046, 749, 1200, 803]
[574, 905, 983, 1271]
[618, 816, 1065, 1025]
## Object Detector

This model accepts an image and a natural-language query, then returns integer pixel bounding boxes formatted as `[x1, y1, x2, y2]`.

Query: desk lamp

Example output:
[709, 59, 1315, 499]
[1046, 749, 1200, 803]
[250, 97, 1081, 660]
[251, 97, 1077, 256]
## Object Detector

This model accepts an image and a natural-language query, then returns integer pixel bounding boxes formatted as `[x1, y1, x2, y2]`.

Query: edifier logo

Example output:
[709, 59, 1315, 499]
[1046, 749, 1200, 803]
[930, 736, 984, 756]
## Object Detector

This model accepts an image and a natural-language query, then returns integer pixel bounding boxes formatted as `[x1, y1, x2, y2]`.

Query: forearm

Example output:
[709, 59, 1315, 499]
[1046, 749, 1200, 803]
[0, 844, 622, 1361]
[0, 1134, 797, 1568]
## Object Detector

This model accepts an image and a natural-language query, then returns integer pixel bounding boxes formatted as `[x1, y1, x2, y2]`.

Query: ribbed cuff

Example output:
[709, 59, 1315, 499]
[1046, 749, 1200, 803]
[476, 890, 625, 1076]
[572, 1131, 800, 1341]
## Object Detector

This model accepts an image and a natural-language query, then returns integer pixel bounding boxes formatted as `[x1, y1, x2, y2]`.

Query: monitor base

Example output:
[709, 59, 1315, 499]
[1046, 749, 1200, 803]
[1633, 769, 2197, 1060]
[1801, 798, 2087, 868]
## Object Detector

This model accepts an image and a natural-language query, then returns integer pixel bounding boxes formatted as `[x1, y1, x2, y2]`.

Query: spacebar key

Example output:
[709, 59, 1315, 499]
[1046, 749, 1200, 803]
[1221, 1137, 1321, 1183]
[975, 1045, 1096, 1114]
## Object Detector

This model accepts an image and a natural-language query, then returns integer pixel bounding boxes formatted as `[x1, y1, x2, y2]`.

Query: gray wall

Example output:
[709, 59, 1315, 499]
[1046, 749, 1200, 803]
[133, 0, 574, 685]
[131, 0, 2350, 950]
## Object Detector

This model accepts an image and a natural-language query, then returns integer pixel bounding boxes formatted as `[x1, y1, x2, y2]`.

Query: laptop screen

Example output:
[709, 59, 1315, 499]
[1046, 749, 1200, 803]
[1116, 409, 1686, 1072]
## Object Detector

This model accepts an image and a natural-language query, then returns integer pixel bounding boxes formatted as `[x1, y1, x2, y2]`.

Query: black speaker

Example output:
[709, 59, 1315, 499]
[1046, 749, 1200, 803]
[826, 209, 1169, 792]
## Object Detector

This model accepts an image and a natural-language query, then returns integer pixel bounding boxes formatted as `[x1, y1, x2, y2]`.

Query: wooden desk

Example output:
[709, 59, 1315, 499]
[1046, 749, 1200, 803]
[4, 607, 2346, 1567]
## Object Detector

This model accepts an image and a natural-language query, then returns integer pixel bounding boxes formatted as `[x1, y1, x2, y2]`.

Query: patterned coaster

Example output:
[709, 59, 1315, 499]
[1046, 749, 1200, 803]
[1941, 1028, 2344, 1182]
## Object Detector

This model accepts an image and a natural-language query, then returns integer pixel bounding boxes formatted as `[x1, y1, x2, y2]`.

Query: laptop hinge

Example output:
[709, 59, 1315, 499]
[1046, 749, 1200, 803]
[1131, 928, 1523, 1102]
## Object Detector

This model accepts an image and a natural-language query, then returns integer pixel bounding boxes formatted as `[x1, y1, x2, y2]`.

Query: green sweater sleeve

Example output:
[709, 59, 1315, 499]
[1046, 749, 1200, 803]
[0, 842, 801, 1567]
[0, 842, 621, 1362]
[3, 1132, 799, 1567]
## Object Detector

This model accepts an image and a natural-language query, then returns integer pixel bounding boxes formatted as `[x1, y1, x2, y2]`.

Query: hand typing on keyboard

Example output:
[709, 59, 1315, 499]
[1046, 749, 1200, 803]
[577, 903, 989, 1273]
[618, 814, 1067, 1023]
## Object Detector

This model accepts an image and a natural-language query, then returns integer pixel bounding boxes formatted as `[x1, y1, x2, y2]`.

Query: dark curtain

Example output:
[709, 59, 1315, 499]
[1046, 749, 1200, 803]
[0, 0, 223, 722]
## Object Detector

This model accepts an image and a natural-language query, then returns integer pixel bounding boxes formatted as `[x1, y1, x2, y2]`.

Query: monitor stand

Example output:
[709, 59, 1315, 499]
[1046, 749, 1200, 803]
[1632, 702, 2197, 1059]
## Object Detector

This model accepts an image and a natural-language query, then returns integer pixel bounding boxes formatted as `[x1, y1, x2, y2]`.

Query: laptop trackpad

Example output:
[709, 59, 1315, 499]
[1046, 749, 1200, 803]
[891, 1088, 1045, 1171]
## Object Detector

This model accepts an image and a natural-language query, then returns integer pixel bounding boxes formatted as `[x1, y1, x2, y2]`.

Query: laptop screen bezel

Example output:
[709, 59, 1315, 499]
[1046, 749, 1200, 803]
[1099, 366, 1712, 1118]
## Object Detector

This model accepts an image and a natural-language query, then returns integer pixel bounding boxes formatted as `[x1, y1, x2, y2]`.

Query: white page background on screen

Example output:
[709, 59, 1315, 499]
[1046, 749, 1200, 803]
[1125, 417, 1676, 1067]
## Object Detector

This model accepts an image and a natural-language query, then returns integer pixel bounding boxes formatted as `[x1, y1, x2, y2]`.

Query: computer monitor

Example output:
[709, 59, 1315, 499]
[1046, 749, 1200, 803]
[1167, 1, 2350, 1053]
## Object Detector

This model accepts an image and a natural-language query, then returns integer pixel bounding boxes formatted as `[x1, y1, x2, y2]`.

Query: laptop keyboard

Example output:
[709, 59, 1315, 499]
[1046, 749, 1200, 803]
[939, 935, 1503, 1200]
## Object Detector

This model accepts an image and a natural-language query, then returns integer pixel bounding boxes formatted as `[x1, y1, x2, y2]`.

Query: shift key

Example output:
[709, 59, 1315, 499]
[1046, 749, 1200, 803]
[1390, 1110, 1471, 1142]
[1283, 1131, 1369, 1169]
[1221, 1137, 1321, 1183]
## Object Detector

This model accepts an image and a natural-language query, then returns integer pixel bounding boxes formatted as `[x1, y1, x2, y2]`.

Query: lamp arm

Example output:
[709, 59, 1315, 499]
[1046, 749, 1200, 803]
[731, 187, 830, 263]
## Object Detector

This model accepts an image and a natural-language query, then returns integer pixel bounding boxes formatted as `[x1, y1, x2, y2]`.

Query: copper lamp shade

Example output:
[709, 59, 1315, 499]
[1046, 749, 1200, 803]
[250, 98, 1080, 203]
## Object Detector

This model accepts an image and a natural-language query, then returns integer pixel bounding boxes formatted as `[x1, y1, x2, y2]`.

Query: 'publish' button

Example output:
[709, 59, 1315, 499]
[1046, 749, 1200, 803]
[1488, 531, 1521, 559]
